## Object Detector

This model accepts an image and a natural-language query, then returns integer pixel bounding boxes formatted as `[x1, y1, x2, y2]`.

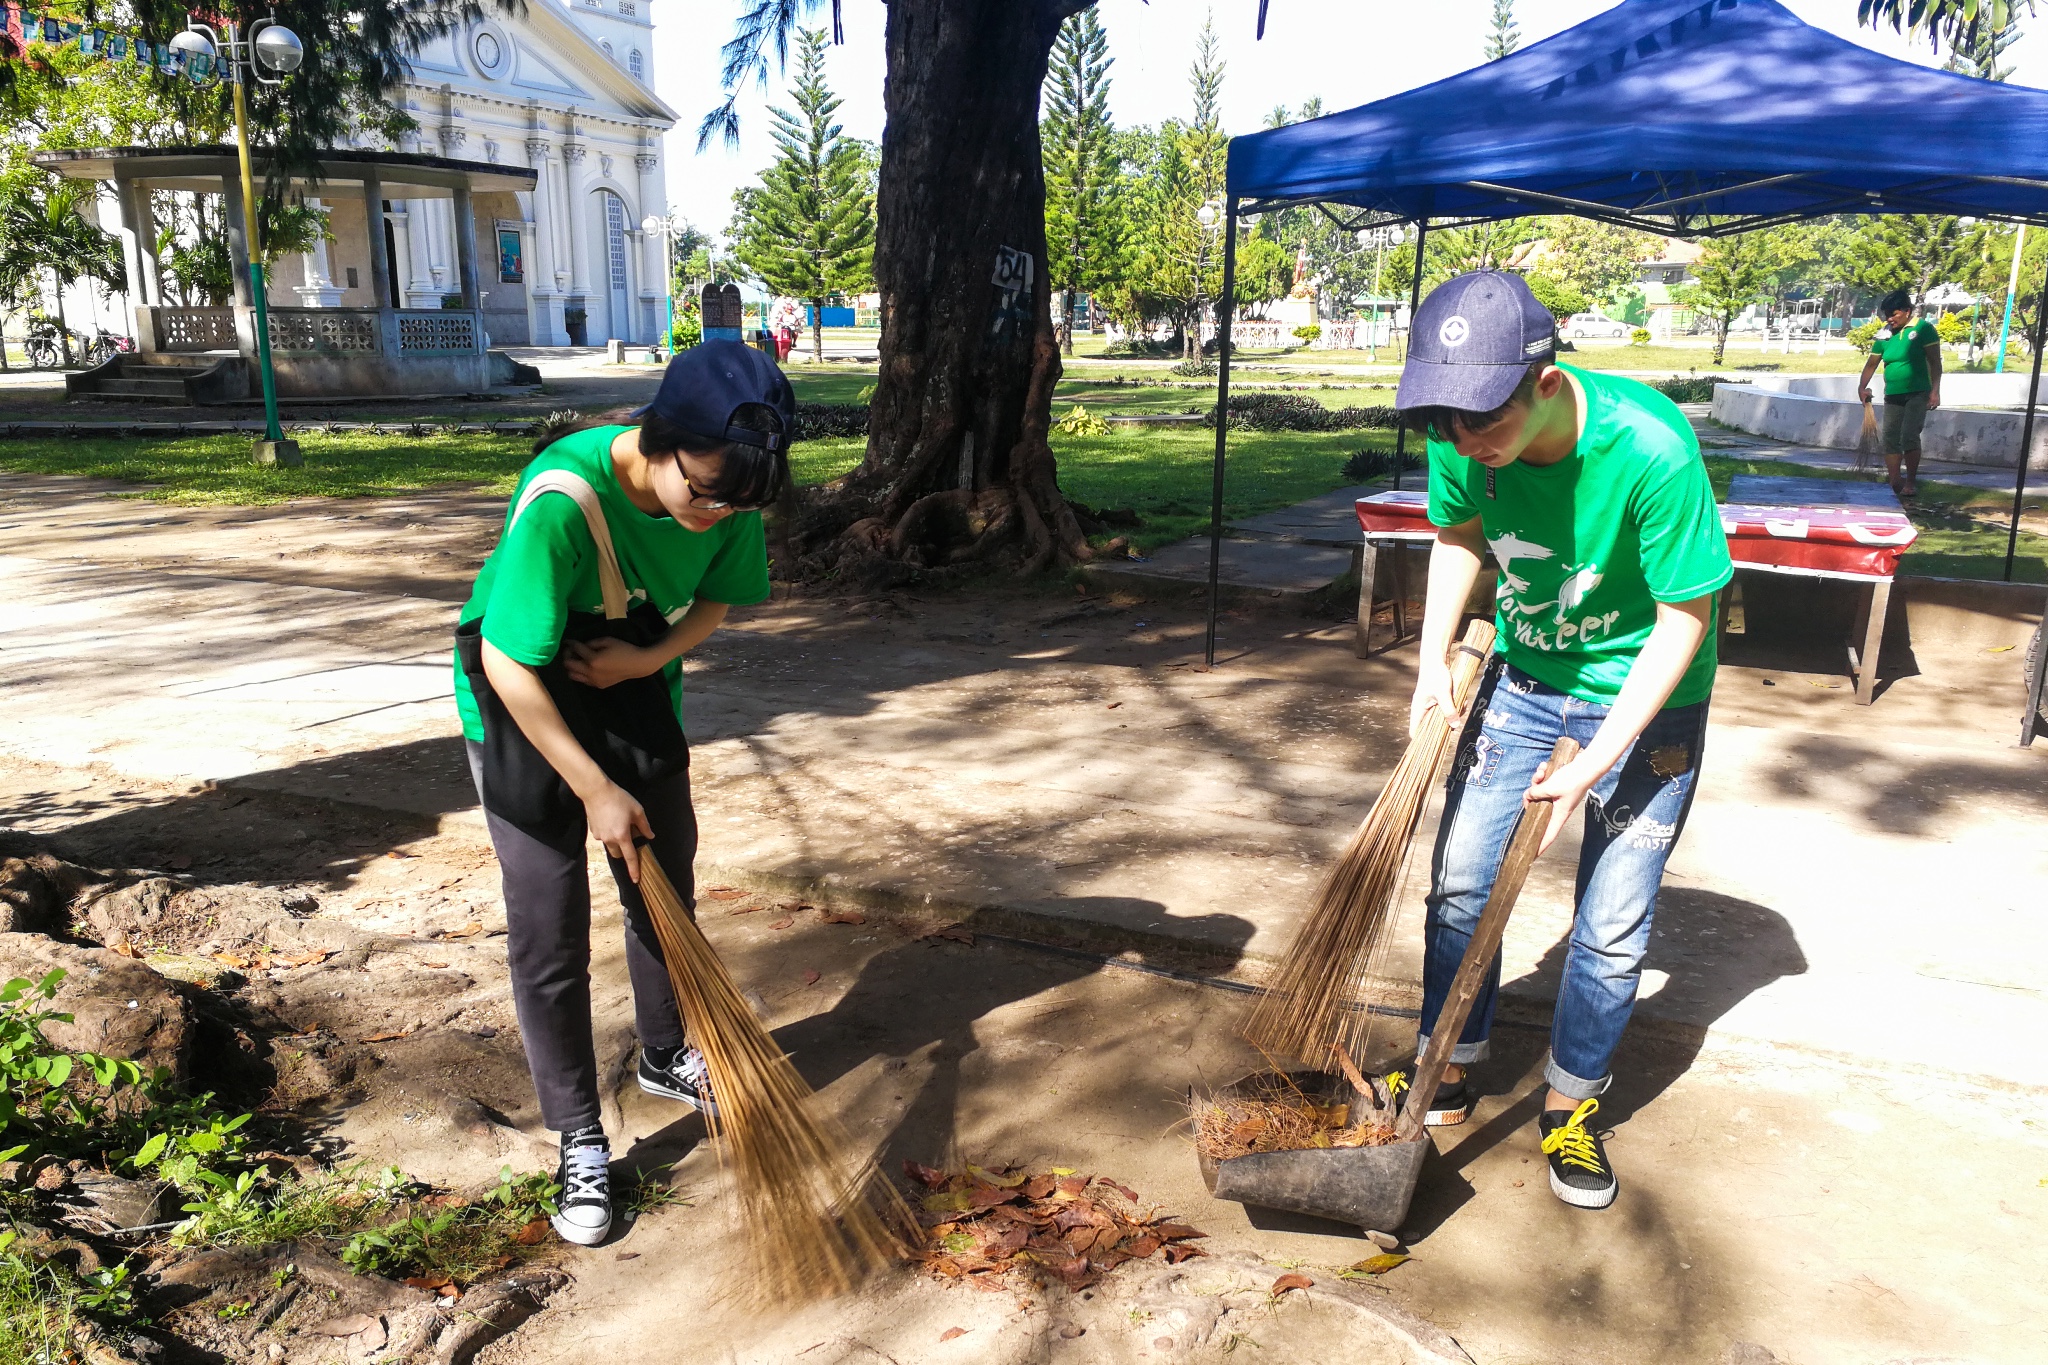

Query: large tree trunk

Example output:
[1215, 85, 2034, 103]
[789, 0, 1093, 583]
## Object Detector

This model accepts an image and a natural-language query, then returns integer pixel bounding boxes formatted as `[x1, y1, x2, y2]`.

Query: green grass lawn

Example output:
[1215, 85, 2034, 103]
[1564, 340, 1867, 375]
[4, 420, 2039, 580]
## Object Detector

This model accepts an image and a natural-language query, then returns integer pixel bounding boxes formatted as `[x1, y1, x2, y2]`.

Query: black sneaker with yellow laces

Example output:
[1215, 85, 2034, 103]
[1538, 1098, 1617, 1209]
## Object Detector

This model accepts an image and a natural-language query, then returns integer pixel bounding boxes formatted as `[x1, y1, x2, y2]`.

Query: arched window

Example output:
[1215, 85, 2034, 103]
[601, 39, 614, 58]
[629, 48, 643, 78]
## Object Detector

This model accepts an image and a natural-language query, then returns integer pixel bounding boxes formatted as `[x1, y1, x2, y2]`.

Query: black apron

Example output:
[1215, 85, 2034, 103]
[456, 470, 690, 845]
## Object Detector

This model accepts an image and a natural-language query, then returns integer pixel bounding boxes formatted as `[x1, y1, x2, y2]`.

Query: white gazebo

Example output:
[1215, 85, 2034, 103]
[35, 145, 538, 401]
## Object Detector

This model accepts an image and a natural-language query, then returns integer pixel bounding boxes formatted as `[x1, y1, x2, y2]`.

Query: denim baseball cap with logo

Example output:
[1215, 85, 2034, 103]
[629, 339, 797, 452]
[1395, 270, 1558, 416]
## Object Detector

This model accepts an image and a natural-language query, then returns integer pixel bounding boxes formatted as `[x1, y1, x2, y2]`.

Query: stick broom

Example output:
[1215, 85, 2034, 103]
[636, 851, 908, 1303]
[1242, 617, 1496, 1066]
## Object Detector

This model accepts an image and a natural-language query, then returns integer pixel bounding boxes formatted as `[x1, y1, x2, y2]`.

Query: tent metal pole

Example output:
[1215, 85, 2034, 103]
[1392, 218, 1430, 492]
[2004, 251, 2048, 583]
[1205, 197, 1241, 670]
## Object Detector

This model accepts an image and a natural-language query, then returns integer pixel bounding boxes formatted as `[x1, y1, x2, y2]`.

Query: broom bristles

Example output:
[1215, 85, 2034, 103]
[637, 852, 910, 1304]
[1242, 619, 1497, 1065]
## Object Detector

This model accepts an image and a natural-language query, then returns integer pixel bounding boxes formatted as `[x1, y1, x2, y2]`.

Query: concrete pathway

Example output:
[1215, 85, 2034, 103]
[1, 473, 2043, 1093]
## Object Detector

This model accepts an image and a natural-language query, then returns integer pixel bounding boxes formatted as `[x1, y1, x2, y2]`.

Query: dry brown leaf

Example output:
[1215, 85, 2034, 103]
[726, 904, 764, 915]
[1343, 1253, 1411, 1277]
[512, 1218, 551, 1246]
[281, 950, 331, 968]
[439, 921, 486, 940]
[1153, 1222, 1205, 1242]
[1271, 1272, 1314, 1296]
[213, 953, 251, 969]
[1125, 1234, 1161, 1259]
[1095, 1177, 1139, 1202]
[767, 917, 795, 931]
[1162, 1243, 1207, 1264]
[935, 925, 974, 945]
[402, 1273, 453, 1292]
[110, 939, 143, 960]
[1021, 1175, 1056, 1199]
[704, 889, 750, 901]
[422, 962, 450, 970]
[358, 1029, 410, 1044]
[904, 1161, 949, 1189]
[801, 970, 821, 986]
[820, 910, 867, 926]
[940, 1328, 968, 1342]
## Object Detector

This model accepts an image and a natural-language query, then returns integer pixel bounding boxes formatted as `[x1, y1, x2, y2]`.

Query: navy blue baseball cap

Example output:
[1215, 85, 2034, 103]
[630, 339, 797, 452]
[1395, 270, 1558, 415]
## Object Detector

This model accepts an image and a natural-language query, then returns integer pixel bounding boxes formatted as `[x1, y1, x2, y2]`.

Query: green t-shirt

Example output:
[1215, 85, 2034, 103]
[1426, 364, 1732, 707]
[1875, 318, 1940, 397]
[452, 426, 772, 742]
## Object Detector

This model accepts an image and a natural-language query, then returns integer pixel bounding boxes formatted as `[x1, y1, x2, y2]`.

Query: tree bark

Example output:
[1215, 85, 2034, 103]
[811, 295, 824, 363]
[788, 0, 1093, 584]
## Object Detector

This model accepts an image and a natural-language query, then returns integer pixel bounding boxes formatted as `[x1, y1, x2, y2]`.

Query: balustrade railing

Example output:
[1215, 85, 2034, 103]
[149, 306, 236, 352]
[396, 309, 482, 355]
[266, 308, 380, 355]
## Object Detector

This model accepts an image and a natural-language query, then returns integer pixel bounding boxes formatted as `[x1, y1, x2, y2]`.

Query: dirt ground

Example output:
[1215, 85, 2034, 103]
[2, 472, 2046, 1363]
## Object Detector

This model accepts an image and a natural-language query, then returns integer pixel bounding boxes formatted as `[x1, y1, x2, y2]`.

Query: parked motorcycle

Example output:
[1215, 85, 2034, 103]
[23, 319, 66, 370]
[80, 329, 136, 367]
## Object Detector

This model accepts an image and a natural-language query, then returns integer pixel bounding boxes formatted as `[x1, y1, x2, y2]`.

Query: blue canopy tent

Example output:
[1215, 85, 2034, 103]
[1204, 0, 2048, 713]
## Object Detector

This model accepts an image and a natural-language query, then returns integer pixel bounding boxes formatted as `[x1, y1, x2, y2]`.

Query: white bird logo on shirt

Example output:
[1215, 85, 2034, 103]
[1551, 565, 1603, 623]
[1487, 530, 1555, 597]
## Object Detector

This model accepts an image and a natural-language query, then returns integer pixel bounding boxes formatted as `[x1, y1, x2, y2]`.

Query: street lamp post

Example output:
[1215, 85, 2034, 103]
[1195, 201, 1220, 359]
[641, 212, 681, 356]
[172, 17, 305, 466]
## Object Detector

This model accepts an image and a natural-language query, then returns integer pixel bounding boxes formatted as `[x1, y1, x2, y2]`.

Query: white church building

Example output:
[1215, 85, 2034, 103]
[355, 0, 678, 348]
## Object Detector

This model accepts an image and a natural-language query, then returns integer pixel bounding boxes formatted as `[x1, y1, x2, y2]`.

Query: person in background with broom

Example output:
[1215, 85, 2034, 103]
[451, 341, 793, 1246]
[1396, 272, 1732, 1211]
[1856, 288, 1942, 499]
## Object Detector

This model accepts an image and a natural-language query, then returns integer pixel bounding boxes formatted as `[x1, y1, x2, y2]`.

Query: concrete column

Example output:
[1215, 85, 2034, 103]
[135, 186, 163, 307]
[361, 167, 394, 313]
[562, 141, 590, 298]
[111, 175, 148, 327]
[221, 175, 253, 310]
[294, 197, 345, 307]
[403, 199, 437, 307]
[635, 151, 663, 344]
[525, 140, 558, 298]
[452, 186, 481, 310]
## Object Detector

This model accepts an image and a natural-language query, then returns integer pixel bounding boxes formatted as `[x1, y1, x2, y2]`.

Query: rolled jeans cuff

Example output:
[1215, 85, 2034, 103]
[1543, 1050, 1611, 1102]
[1415, 1035, 1490, 1067]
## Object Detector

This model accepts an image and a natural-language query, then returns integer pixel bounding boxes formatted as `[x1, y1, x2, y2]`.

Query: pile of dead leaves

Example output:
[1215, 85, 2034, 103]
[1193, 1094, 1399, 1161]
[905, 1162, 1206, 1291]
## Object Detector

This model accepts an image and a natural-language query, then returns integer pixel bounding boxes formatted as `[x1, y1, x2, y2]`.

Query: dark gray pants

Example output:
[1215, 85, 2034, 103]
[466, 742, 694, 1135]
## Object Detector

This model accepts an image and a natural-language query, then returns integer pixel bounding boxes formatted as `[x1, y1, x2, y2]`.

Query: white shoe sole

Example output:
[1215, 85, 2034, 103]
[551, 1210, 612, 1246]
[638, 1071, 718, 1121]
[1549, 1168, 1617, 1209]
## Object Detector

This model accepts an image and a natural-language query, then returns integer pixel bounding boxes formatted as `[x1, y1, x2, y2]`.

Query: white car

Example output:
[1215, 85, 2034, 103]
[1563, 312, 1631, 339]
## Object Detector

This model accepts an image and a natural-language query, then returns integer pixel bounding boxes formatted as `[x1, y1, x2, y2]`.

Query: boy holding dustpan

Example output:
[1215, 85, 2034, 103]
[1394, 271, 1732, 1210]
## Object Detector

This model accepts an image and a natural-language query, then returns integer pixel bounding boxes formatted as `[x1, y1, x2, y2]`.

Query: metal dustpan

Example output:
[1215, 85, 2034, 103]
[1201, 735, 1579, 1238]
[1196, 1070, 1427, 1238]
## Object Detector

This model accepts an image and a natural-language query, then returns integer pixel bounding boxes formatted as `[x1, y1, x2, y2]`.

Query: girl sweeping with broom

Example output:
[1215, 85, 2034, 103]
[452, 340, 793, 1246]
[1394, 272, 1732, 1211]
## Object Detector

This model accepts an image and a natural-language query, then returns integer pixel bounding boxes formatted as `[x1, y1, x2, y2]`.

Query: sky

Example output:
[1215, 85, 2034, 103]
[647, 0, 2044, 237]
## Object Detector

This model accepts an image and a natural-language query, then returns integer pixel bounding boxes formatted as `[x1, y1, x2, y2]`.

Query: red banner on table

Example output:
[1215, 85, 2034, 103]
[1718, 503, 1916, 579]
[1359, 490, 1916, 579]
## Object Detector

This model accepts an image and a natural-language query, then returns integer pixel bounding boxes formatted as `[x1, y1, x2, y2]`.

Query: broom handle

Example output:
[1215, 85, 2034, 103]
[1395, 735, 1579, 1143]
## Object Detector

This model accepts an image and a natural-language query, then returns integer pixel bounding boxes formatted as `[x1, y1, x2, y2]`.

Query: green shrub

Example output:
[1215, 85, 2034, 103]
[1341, 447, 1423, 482]
[1055, 403, 1110, 437]
[1208, 392, 1400, 432]
[1291, 324, 1322, 344]
[1170, 356, 1218, 377]
[1631, 327, 1652, 346]
[1848, 318, 1884, 353]
[1652, 374, 1747, 404]
[1935, 311, 1970, 346]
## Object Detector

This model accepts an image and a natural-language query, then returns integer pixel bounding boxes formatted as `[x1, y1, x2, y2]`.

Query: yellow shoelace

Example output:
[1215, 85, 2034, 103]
[1383, 1070, 1409, 1099]
[1539, 1097, 1606, 1174]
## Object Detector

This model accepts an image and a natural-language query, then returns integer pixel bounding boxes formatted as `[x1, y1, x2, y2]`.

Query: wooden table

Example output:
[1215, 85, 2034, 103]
[1720, 475, 1918, 706]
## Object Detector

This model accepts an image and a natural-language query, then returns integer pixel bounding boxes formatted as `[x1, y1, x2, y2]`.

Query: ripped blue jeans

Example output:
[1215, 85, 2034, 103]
[1418, 662, 1708, 1100]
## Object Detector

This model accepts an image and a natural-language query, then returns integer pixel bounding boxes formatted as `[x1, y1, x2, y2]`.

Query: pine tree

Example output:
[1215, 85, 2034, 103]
[1187, 10, 1227, 200]
[1484, 0, 1521, 61]
[1944, 14, 2019, 82]
[729, 29, 875, 363]
[1043, 8, 1122, 355]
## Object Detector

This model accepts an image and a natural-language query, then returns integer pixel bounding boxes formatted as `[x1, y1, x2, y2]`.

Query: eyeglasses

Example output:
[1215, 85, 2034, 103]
[682, 475, 768, 513]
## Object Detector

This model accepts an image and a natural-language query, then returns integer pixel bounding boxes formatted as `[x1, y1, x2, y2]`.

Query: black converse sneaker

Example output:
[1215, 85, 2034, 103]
[553, 1126, 612, 1246]
[1407, 1071, 1471, 1127]
[638, 1044, 720, 1121]
[1538, 1099, 1618, 1209]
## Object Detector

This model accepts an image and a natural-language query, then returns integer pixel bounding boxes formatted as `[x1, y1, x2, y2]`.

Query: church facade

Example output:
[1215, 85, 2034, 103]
[274, 0, 677, 349]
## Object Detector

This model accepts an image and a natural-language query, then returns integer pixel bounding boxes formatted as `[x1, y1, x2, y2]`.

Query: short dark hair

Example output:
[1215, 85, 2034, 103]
[1400, 358, 1553, 444]
[1878, 289, 1914, 316]
[534, 405, 790, 509]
